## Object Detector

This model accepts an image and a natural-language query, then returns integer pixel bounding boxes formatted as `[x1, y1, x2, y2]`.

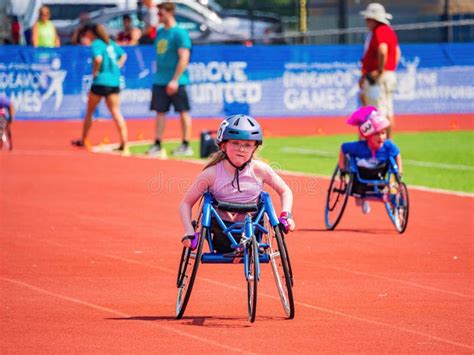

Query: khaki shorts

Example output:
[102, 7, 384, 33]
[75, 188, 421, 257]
[361, 71, 397, 119]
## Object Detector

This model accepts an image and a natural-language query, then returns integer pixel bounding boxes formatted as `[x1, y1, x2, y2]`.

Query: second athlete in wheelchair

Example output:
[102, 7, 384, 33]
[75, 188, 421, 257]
[177, 114, 296, 322]
[326, 106, 409, 233]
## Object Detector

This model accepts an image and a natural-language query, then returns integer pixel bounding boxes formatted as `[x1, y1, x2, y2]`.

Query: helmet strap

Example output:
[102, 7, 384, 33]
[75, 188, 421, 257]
[223, 152, 252, 192]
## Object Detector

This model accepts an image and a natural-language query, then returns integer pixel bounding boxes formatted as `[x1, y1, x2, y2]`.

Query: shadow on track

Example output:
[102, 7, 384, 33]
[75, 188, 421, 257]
[106, 315, 284, 328]
[297, 228, 395, 235]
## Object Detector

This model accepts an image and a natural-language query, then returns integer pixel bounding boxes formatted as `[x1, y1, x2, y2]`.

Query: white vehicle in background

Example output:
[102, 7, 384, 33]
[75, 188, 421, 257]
[42, 0, 136, 27]
[174, 0, 284, 42]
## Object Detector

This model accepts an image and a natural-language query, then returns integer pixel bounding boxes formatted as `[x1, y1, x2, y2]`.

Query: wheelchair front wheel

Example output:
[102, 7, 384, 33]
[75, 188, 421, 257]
[246, 236, 258, 323]
[325, 166, 352, 230]
[267, 224, 295, 319]
[385, 179, 409, 234]
[175, 227, 206, 319]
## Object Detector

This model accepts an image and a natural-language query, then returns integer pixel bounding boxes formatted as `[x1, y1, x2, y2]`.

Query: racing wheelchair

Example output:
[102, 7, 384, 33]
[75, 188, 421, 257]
[176, 192, 294, 322]
[325, 155, 409, 233]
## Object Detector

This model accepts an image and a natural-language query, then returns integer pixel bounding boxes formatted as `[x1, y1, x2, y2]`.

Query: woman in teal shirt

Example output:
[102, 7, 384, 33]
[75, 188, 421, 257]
[72, 23, 129, 154]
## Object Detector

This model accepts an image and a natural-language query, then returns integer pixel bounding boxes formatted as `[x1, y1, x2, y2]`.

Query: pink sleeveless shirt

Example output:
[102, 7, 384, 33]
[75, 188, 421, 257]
[210, 160, 263, 205]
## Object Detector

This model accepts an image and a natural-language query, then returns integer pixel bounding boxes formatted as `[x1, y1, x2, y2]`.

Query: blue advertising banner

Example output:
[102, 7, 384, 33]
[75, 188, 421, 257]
[0, 43, 473, 120]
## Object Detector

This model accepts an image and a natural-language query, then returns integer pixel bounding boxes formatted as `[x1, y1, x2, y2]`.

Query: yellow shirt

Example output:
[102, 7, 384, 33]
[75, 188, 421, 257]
[37, 21, 57, 47]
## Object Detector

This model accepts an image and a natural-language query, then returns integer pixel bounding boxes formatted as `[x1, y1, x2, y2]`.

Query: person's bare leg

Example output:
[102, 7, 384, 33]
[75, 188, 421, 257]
[82, 92, 102, 142]
[155, 112, 166, 141]
[179, 111, 192, 142]
[105, 93, 128, 147]
[386, 115, 394, 139]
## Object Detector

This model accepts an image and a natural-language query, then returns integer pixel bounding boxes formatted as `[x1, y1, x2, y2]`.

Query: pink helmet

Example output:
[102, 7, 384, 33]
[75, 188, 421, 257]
[347, 106, 390, 137]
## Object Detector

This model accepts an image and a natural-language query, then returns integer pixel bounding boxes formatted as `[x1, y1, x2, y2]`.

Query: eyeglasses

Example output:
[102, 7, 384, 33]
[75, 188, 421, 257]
[228, 141, 256, 152]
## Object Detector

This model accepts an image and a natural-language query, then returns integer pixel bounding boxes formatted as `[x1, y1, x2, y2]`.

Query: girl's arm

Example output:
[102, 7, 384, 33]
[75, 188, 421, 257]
[92, 56, 102, 78]
[179, 167, 215, 241]
[396, 153, 403, 175]
[257, 161, 295, 231]
[338, 148, 346, 171]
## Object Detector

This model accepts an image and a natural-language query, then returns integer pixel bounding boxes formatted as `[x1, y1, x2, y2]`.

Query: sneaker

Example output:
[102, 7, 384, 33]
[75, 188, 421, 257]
[362, 200, 371, 215]
[172, 144, 193, 157]
[147, 144, 162, 156]
[115, 144, 130, 156]
[71, 139, 84, 147]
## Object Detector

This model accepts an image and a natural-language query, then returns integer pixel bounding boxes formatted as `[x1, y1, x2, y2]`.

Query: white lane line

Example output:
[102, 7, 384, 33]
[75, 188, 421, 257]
[301, 262, 473, 299]
[7, 146, 472, 196]
[175, 276, 474, 350]
[281, 147, 337, 157]
[281, 147, 474, 171]
[36, 239, 474, 351]
[1, 277, 248, 354]
[5, 150, 83, 157]
[404, 160, 474, 171]
[293, 299, 474, 351]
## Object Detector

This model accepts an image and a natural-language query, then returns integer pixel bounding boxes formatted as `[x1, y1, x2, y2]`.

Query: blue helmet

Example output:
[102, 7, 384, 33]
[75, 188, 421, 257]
[216, 115, 263, 144]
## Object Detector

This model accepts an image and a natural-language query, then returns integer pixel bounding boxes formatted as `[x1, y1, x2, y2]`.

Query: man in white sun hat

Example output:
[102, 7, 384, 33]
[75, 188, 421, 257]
[359, 3, 401, 138]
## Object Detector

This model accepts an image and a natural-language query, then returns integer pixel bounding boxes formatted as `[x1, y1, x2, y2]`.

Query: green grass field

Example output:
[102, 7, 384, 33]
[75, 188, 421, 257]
[129, 131, 474, 193]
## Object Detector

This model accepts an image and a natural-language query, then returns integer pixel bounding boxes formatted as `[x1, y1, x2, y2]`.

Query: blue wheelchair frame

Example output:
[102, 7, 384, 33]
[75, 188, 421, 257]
[176, 190, 295, 322]
[348, 156, 402, 224]
[325, 154, 409, 232]
[200, 191, 280, 267]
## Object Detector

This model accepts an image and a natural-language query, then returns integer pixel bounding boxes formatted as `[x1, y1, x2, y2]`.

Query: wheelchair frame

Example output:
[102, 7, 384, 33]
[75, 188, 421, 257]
[325, 155, 409, 233]
[176, 191, 294, 322]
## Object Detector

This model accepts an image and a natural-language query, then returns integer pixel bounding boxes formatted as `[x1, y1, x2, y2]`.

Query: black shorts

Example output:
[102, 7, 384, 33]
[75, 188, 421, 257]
[210, 219, 241, 254]
[90, 85, 120, 97]
[150, 84, 190, 113]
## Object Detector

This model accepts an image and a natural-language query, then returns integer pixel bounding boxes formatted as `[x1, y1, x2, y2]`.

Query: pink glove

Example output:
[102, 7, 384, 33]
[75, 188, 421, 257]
[181, 232, 199, 250]
[278, 211, 293, 234]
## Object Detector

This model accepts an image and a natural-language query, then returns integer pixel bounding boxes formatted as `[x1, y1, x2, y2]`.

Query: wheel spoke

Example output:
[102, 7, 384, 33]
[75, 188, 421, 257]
[265, 217, 294, 319]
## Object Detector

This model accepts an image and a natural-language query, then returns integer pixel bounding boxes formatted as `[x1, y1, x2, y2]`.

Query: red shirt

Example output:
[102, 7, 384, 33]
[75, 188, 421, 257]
[11, 21, 20, 44]
[117, 31, 132, 44]
[362, 23, 398, 74]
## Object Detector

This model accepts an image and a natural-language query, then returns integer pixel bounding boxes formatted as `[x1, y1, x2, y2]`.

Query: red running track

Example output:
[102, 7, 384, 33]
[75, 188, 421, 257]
[1, 116, 473, 353]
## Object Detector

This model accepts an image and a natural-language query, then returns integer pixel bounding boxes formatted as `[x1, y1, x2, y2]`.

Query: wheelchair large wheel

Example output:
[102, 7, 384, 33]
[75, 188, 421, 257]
[325, 166, 352, 230]
[175, 227, 206, 319]
[246, 236, 258, 323]
[267, 223, 295, 319]
[279, 232, 293, 287]
[176, 247, 190, 288]
[385, 179, 409, 234]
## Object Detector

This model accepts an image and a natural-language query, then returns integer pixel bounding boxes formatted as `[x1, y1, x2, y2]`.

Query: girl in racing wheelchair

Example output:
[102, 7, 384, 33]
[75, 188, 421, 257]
[338, 106, 403, 214]
[179, 114, 295, 251]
